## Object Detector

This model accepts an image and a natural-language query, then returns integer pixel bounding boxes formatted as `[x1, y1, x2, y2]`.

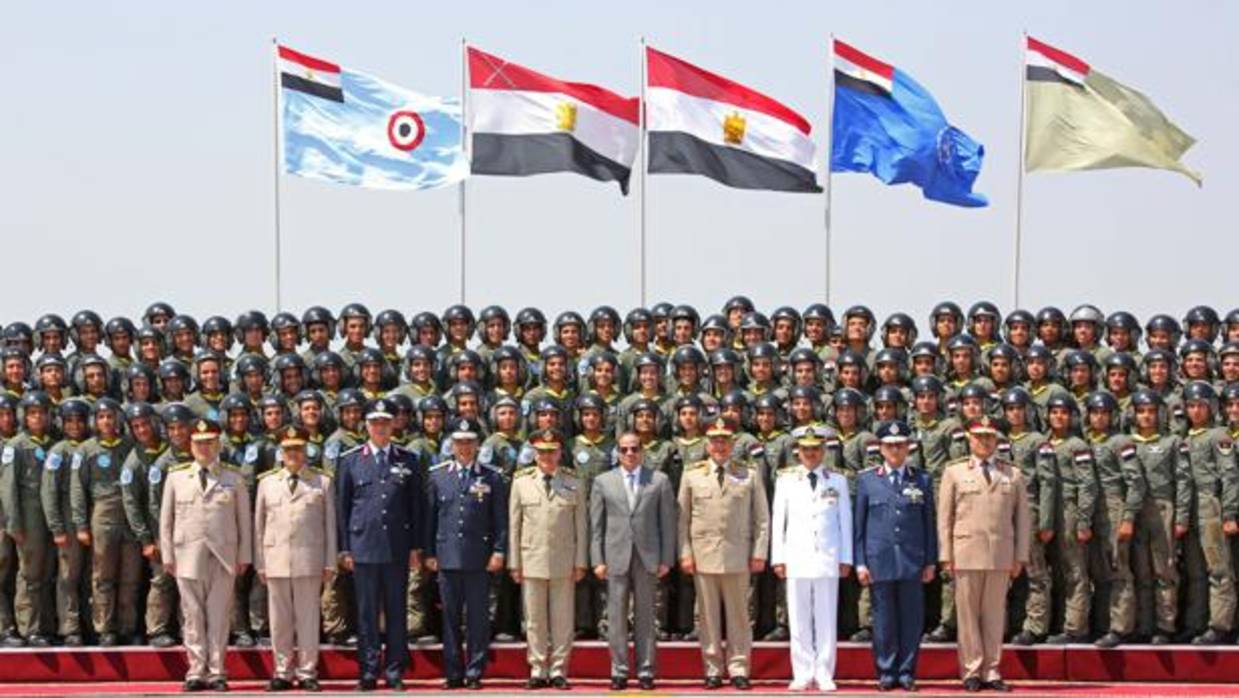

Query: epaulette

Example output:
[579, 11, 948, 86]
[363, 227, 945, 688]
[481, 463, 503, 475]
[515, 466, 537, 478]
[776, 465, 802, 477]
[687, 459, 711, 471]
[169, 462, 193, 473]
[945, 457, 969, 467]
[341, 444, 364, 457]
[428, 462, 450, 473]
[257, 469, 281, 480]
[860, 464, 880, 474]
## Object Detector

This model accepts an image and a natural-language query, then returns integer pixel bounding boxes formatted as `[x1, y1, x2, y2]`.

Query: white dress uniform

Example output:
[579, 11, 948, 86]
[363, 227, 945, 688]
[770, 462, 853, 691]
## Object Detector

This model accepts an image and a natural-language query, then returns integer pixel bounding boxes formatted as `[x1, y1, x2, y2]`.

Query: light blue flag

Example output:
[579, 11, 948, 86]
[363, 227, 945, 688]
[282, 68, 467, 190]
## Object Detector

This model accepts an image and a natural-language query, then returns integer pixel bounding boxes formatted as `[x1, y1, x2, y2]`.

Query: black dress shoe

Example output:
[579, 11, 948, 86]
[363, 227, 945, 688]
[150, 633, 177, 648]
[465, 677, 483, 690]
[386, 677, 405, 691]
[1010, 630, 1043, 646]
[443, 678, 465, 690]
[1095, 631, 1125, 649]
[525, 677, 548, 689]
[232, 632, 256, 648]
[62, 633, 83, 647]
[1192, 628, 1231, 645]
[900, 677, 918, 692]
[299, 678, 322, 692]
[266, 678, 293, 692]
[550, 676, 570, 690]
[183, 679, 207, 692]
[731, 676, 751, 690]
[209, 679, 228, 692]
[358, 678, 378, 691]
[963, 677, 983, 692]
[1150, 633, 1173, 645]
[0, 632, 24, 648]
[704, 676, 723, 690]
[638, 677, 655, 690]
[1046, 632, 1087, 645]
[760, 626, 789, 641]
[98, 633, 118, 648]
[877, 677, 896, 691]
[609, 677, 627, 691]
[986, 679, 1013, 692]
[850, 628, 874, 642]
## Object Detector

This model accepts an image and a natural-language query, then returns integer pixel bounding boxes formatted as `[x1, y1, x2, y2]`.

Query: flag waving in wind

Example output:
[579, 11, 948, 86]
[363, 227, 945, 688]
[468, 47, 639, 193]
[645, 47, 821, 193]
[1024, 36, 1201, 186]
[830, 39, 988, 207]
[279, 44, 467, 190]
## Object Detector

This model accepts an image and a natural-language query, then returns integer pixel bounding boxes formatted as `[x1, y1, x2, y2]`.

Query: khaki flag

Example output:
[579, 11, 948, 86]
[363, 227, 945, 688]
[1024, 36, 1201, 186]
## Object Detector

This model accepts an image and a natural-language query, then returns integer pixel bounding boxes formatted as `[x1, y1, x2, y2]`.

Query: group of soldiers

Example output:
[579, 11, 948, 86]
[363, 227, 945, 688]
[0, 297, 1237, 656]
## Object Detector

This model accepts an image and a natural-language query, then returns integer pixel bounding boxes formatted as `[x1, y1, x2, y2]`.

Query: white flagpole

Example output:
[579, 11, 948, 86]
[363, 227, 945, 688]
[459, 37, 469, 305]
[824, 35, 836, 306]
[639, 36, 648, 307]
[1012, 30, 1028, 309]
[271, 37, 283, 312]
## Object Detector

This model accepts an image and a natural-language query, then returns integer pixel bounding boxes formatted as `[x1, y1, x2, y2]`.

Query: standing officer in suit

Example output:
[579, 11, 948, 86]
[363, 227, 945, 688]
[159, 418, 252, 692]
[336, 399, 423, 691]
[426, 417, 508, 690]
[508, 429, 588, 689]
[254, 426, 337, 692]
[938, 416, 1030, 693]
[855, 420, 938, 692]
[678, 417, 770, 691]
[590, 431, 676, 691]
[770, 425, 853, 692]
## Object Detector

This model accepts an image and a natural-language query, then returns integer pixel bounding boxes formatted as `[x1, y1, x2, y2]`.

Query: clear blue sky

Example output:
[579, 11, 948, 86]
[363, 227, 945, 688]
[2, 1, 1232, 328]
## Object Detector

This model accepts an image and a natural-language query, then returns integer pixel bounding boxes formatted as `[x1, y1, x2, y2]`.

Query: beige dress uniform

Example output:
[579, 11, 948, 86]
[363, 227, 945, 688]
[508, 465, 588, 680]
[254, 465, 337, 682]
[160, 458, 253, 683]
[677, 456, 770, 679]
[937, 455, 1031, 684]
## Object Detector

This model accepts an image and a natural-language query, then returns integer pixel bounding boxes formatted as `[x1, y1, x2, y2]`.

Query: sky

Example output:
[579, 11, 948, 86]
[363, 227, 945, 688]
[2, 1, 1234, 333]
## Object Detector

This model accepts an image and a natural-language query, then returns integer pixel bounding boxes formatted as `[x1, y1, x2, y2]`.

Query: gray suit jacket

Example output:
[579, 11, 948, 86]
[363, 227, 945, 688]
[589, 465, 676, 576]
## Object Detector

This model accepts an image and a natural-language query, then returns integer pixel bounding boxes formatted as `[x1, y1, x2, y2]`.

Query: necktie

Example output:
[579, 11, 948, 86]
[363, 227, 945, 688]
[198, 467, 208, 492]
[543, 473, 554, 496]
[716, 465, 725, 488]
[892, 468, 901, 490]
[375, 448, 387, 470]
[808, 471, 818, 491]
[627, 471, 638, 507]
[288, 472, 299, 493]
[981, 461, 992, 484]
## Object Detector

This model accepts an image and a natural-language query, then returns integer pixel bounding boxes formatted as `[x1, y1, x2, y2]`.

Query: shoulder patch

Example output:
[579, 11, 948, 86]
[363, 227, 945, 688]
[479, 445, 493, 465]
[119, 467, 133, 486]
[1218, 438, 1233, 456]
[1, 446, 12, 465]
[45, 451, 62, 471]
[148, 465, 163, 484]
[575, 450, 590, 465]
[324, 441, 340, 460]
[824, 437, 841, 449]
[71, 452, 83, 470]
[950, 429, 966, 441]
[244, 444, 259, 464]
[1179, 442, 1191, 456]
[1073, 450, 1092, 463]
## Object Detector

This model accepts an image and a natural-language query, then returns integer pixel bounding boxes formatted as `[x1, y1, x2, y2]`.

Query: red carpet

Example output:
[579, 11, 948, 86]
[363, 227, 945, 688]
[0, 641, 1237, 691]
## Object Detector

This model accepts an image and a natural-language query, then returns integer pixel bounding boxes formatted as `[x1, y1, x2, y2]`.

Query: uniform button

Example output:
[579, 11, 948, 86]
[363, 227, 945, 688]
[383, 525, 388, 530]
[458, 532, 463, 537]
[382, 509, 387, 515]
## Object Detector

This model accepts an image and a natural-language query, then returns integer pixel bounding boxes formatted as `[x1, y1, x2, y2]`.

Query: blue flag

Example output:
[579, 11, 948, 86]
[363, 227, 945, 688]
[279, 45, 467, 190]
[830, 40, 987, 207]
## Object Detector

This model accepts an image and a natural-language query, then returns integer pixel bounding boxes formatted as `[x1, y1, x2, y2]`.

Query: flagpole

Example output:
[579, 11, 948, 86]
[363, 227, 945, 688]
[1012, 30, 1027, 309]
[459, 37, 469, 305]
[638, 36, 648, 307]
[271, 36, 283, 313]
[824, 35, 836, 306]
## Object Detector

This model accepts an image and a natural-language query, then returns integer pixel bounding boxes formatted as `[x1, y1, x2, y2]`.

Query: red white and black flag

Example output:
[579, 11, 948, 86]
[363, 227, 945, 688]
[278, 44, 343, 102]
[468, 47, 639, 193]
[645, 47, 821, 193]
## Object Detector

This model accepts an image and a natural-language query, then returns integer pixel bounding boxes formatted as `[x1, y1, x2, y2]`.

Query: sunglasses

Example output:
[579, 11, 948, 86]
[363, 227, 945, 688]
[617, 446, 641, 454]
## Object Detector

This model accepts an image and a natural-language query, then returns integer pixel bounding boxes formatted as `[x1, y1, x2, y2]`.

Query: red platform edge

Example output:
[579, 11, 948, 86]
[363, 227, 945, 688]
[0, 641, 1236, 684]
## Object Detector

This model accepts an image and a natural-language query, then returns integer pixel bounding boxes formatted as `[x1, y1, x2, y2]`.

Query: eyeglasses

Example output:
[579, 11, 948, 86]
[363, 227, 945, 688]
[617, 446, 640, 454]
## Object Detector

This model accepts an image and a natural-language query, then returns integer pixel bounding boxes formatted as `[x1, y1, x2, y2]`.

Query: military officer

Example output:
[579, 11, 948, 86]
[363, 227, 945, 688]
[426, 417, 508, 690]
[509, 430, 589, 689]
[771, 425, 854, 692]
[160, 419, 253, 692]
[938, 416, 1031, 693]
[677, 417, 770, 690]
[255, 426, 337, 692]
[41, 399, 91, 645]
[336, 398, 423, 691]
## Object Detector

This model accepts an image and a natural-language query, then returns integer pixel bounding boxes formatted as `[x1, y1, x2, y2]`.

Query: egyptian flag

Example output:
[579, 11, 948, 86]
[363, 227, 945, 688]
[645, 47, 821, 193]
[1025, 36, 1200, 185]
[278, 45, 343, 102]
[468, 47, 639, 193]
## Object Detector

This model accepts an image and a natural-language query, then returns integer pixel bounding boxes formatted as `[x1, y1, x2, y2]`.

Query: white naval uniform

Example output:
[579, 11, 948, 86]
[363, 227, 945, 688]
[770, 465, 853, 690]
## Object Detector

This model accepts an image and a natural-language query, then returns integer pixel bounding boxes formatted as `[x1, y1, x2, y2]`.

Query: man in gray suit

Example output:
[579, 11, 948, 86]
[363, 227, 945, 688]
[590, 431, 677, 691]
